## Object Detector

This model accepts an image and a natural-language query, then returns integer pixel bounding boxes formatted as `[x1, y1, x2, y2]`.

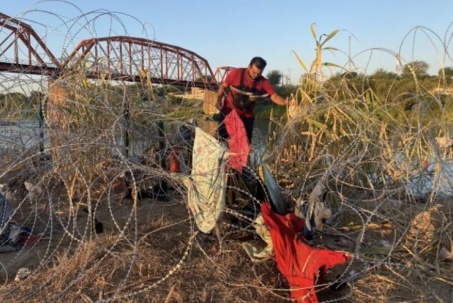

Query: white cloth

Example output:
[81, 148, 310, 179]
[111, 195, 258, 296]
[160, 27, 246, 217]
[242, 213, 274, 262]
[183, 127, 227, 234]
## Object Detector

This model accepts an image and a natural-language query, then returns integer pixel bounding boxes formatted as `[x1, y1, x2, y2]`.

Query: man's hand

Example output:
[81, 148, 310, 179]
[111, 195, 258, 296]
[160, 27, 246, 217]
[215, 98, 223, 110]
[287, 98, 297, 106]
[216, 83, 227, 110]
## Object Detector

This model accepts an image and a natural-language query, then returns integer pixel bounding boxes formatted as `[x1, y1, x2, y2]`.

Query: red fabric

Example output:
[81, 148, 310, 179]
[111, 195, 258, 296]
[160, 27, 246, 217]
[221, 68, 275, 118]
[17, 234, 42, 246]
[224, 110, 250, 174]
[168, 146, 181, 173]
[260, 203, 350, 303]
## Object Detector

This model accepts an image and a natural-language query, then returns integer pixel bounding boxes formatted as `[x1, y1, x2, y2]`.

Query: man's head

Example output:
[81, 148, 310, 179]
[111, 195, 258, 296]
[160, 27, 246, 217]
[248, 57, 267, 80]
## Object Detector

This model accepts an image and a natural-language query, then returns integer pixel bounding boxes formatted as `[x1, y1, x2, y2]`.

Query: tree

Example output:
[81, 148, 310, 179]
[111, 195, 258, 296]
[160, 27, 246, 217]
[372, 68, 398, 79]
[402, 61, 429, 77]
[266, 70, 283, 86]
[438, 67, 453, 79]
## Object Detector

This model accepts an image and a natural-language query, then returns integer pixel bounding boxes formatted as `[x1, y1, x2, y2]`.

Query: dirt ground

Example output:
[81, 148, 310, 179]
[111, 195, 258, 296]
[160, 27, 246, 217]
[0, 182, 452, 303]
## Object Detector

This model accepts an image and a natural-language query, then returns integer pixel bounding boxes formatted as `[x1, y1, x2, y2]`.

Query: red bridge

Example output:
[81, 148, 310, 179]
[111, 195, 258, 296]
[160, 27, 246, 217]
[0, 12, 232, 90]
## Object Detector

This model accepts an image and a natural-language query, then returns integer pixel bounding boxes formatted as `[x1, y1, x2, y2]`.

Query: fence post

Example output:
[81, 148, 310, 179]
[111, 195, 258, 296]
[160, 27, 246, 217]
[156, 120, 168, 195]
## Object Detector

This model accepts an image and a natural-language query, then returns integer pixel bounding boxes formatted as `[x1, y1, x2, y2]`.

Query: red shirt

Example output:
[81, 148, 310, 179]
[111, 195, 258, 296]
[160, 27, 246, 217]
[221, 68, 275, 119]
[260, 203, 350, 302]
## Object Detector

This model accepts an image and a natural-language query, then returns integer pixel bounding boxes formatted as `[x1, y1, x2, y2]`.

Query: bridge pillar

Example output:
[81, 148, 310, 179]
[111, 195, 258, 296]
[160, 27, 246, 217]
[46, 78, 80, 199]
[202, 89, 219, 115]
[46, 78, 68, 161]
[46, 78, 113, 201]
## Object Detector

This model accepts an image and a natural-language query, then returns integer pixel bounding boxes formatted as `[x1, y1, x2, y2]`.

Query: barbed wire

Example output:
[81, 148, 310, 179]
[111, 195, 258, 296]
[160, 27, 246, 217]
[0, 3, 452, 302]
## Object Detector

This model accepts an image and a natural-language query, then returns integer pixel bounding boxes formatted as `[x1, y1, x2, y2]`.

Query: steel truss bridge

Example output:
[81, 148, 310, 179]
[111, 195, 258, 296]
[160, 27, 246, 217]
[0, 12, 232, 90]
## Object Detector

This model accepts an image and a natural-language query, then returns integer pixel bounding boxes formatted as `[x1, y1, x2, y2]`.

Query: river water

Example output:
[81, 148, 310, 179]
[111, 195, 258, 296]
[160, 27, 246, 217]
[0, 120, 46, 151]
[0, 119, 271, 166]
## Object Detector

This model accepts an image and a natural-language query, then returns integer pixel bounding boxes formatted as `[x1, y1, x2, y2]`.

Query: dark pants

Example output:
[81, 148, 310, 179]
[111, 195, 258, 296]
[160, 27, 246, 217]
[216, 113, 254, 144]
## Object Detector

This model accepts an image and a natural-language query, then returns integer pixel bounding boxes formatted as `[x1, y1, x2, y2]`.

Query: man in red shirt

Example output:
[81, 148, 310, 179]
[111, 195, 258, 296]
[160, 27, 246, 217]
[215, 57, 290, 143]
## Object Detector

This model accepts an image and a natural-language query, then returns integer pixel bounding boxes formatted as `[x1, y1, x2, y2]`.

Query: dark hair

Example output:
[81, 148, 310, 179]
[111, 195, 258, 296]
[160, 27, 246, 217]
[249, 57, 267, 69]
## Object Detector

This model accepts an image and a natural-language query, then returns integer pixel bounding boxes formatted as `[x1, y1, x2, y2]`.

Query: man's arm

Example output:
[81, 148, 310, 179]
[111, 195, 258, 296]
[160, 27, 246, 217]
[270, 93, 289, 106]
[216, 82, 229, 110]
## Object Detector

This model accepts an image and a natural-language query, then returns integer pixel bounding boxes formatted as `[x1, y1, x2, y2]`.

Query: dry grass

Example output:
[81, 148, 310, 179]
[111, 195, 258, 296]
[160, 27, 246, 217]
[1, 77, 452, 302]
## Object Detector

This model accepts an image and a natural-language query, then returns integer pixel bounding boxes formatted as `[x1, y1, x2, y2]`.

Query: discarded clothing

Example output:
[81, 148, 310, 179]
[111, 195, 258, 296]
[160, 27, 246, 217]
[405, 159, 453, 198]
[0, 194, 42, 252]
[0, 193, 16, 252]
[260, 202, 350, 303]
[224, 109, 250, 174]
[294, 181, 332, 242]
[242, 213, 274, 262]
[258, 163, 289, 215]
[184, 127, 227, 234]
[0, 192, 14, 232]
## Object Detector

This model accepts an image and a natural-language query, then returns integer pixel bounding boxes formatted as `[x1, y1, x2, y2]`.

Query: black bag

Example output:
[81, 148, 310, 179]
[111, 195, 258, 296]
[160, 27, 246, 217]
[233, 86, 253, 109]
[232, 69, 257, 110]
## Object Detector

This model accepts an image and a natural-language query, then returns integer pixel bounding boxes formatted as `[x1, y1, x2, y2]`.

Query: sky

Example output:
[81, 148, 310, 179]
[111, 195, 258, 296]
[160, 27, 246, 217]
[2, 0, 453, 84]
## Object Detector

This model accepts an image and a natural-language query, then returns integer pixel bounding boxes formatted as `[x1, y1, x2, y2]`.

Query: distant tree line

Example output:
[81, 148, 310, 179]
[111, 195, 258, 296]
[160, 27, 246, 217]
[1, 60, 452, 122]
[0, 91, 44, 120]
[253, 61, 453, 120]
